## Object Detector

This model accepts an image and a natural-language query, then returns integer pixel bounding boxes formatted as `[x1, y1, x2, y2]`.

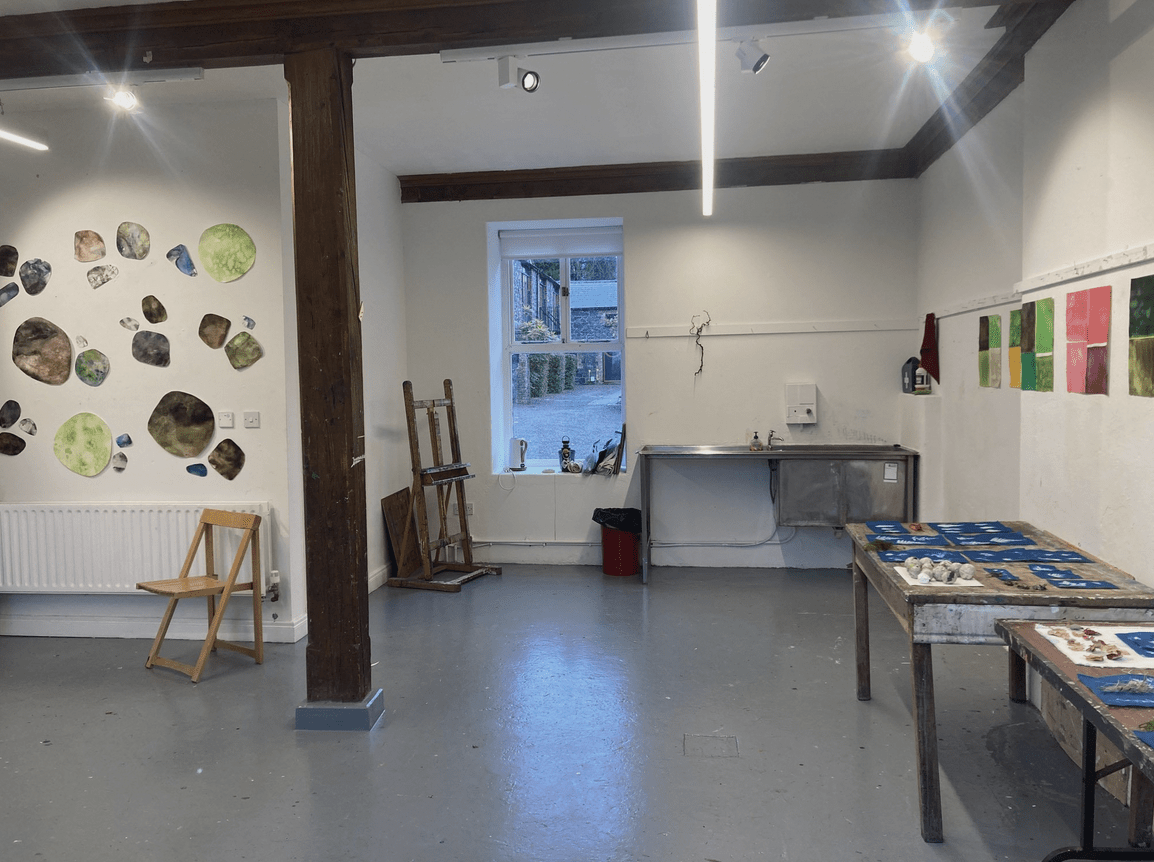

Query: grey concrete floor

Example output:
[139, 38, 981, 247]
[0, 566, 1133, 861]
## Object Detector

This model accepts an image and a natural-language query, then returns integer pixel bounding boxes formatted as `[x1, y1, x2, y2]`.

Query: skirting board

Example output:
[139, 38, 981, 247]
[0, 610, 308, 642]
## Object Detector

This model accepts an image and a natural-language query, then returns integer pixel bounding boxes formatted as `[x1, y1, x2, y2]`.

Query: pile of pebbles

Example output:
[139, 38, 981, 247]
[903, 556, 976, 584]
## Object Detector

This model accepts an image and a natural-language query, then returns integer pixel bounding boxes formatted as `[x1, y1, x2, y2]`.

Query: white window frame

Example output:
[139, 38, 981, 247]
[487, 219, 625, 473]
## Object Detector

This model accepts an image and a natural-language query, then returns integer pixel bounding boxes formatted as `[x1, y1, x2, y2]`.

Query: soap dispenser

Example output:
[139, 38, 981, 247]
[750, 432, 764, 451]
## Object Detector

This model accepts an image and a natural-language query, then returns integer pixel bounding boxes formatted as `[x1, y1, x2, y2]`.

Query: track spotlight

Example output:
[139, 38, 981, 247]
[498, 56, 540, 92]
[104, 87, 138, 110]
[735, 40, 769, 74]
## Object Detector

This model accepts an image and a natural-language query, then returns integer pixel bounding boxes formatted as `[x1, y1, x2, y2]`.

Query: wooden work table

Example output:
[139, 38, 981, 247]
[997, 619, 1154, 861]
[848, 521, 1154, 843]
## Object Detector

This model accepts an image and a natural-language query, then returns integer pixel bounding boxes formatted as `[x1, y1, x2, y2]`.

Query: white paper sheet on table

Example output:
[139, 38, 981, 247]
[1034, 623, 1154, 668]
[894, 566, 988, 588]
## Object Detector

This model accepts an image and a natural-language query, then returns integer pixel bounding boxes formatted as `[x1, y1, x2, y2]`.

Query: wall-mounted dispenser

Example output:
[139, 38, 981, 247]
[785, 383, 817, 425]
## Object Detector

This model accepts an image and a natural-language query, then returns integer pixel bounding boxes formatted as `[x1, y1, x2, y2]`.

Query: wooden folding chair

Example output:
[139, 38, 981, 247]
[136, 508, 263, 682]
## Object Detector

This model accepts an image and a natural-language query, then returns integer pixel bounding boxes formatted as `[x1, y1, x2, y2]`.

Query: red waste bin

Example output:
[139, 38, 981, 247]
[601, 525, 639, 576]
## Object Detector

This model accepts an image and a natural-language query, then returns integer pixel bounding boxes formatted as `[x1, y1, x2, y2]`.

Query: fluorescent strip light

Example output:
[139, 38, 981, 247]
[698, 0, 716, 217]
[0, 67, 203, 92]
[0, 128, 48, 151]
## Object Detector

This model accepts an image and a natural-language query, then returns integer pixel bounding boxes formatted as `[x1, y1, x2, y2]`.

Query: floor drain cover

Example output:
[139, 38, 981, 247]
[683, 734, 739, 757]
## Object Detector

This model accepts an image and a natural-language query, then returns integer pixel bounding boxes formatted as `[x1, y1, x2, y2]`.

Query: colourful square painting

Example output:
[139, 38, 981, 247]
[1019, 299, 1054, 391]
[1008, 309, 1022, 388]
[978, 315, 1001, 387]
[1066, 285, 1110, 394]
[1130, 275, 1154, 396]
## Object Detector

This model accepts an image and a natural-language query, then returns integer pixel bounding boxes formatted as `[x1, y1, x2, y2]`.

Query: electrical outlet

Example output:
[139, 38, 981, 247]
[218, 411, 235, 428]
[243, 411, 260, 429]
[451, 503, 474, 516]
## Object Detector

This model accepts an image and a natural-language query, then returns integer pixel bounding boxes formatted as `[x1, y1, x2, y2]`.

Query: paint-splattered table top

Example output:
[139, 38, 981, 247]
[997, 618, 1154, 787]
[848, 520, 1154, 614]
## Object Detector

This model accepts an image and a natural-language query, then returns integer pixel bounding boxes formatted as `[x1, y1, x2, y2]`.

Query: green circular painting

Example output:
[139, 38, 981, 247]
[54, 412, 112, 476]
[198, 223, 256, 283]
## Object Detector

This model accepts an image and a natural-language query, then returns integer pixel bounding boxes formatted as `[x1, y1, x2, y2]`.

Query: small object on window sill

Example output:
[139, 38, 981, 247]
[749, 432, 763, 451]
[543, 468, 555, 473]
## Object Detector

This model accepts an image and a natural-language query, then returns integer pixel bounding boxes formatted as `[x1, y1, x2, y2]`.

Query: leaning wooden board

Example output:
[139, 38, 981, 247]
[848, 520, 1154, 845]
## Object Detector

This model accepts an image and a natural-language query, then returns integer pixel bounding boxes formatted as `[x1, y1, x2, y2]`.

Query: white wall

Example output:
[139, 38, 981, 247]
[918, 0, 1154, 581]
[914, 89, 1025, 522]
[402, 181, 921, 567]
[1017, 0, 1154, 577]
[352, 149, 412, 585]
[0, 99, 305, 639]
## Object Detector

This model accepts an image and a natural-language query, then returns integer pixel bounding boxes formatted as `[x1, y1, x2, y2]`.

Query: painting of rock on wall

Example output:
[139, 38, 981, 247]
[1066, 285, 1110, 395]
[979, 315, 1001, 388]
[1131, 274, 1154, 396]
[1019, 298, 1055, 391]
[1008, 309, 1022, 388]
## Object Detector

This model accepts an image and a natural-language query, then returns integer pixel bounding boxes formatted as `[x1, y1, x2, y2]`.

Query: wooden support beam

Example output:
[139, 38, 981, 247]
[0, 0, 1056, 78]
[284, 48, 372, 703]
[399, 149, 917, 203]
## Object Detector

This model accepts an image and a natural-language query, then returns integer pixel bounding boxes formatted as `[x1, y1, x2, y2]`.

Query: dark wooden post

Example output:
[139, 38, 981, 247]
[284, 48, 371, 703]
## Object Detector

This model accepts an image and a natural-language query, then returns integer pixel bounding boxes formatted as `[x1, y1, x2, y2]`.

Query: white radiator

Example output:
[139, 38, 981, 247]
[0, 502, 271, 594]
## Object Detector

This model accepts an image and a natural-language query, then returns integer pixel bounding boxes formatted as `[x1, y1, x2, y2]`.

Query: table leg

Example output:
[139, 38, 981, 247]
[1009, 648, 1028, 703]
[853, 560, 871, 701]
[1129, 768, 1154, 848]
[639, 453, 650, 584]
[911, 639, 943, 843]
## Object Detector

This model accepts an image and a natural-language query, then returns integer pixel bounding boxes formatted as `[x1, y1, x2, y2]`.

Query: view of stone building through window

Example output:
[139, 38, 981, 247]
[508, 255, 623, 469]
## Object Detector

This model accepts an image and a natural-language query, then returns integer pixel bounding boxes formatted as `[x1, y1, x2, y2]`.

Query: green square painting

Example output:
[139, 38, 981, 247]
[1130, 274, 1154, 396]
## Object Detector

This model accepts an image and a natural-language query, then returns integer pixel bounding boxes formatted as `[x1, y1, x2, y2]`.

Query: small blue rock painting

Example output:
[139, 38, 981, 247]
[243, 316, 255, 330]
[87, 264, 119, 289]
[116, 222, 150, 260]
[131, 331, 171, 367]
[166, 244, 198, 277]
[0, 283, 17, 308]
[186, 463, 208, 477]
[18, 417, 36, 436]
[19, 259, 51, 296]
[119, 318, 140, 332]
[74, 231, 106, 262]
[115, 433, 132, 447]
[0, 399, 19, 428]
[75, 348, 111, 387]
[0, 245, 17, 277]
[111, 451, 128, 473]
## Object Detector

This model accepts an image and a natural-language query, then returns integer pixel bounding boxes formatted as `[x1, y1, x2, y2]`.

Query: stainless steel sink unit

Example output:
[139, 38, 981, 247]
[636, 443, 919, 582]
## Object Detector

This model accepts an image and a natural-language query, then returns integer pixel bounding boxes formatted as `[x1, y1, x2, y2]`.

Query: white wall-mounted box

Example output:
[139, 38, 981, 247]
[786, 383, 817, 425]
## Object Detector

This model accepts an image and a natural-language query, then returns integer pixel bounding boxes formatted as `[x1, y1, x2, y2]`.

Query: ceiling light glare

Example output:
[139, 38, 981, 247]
[105, 88, 138, 110]
[0, 127, 49, 151]
[497, 56, 539, 93]
[735, 40, 769, 74]
[908, 31, 935, 63]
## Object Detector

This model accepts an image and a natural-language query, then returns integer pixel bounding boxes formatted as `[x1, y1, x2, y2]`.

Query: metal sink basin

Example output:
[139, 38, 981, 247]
[768, 443, 907, 454]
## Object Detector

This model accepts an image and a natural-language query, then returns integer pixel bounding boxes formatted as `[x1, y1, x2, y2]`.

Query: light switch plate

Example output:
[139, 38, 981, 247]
[218, 411, 235, 429]
[243, 411, 260, 429]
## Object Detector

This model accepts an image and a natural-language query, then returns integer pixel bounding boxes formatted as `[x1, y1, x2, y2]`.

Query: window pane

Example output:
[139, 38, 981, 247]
[511, 351, 623, 470]
[569, 256, 618, 343]
[511, 258, 562, 343]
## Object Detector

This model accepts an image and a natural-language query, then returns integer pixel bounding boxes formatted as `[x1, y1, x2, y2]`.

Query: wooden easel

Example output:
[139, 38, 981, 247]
[386, 379, 500, 592]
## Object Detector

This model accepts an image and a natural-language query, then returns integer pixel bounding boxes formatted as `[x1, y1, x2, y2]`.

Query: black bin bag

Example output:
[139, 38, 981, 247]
[591, 507, 642, 535]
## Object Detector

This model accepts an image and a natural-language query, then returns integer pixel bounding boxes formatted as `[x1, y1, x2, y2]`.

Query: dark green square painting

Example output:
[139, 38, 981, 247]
[1130, 274, 1154, 396]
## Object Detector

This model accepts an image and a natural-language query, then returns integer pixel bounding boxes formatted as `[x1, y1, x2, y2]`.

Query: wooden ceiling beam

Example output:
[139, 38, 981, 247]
[0, 0, 1048, 78]
[399, 150, 916, 203]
